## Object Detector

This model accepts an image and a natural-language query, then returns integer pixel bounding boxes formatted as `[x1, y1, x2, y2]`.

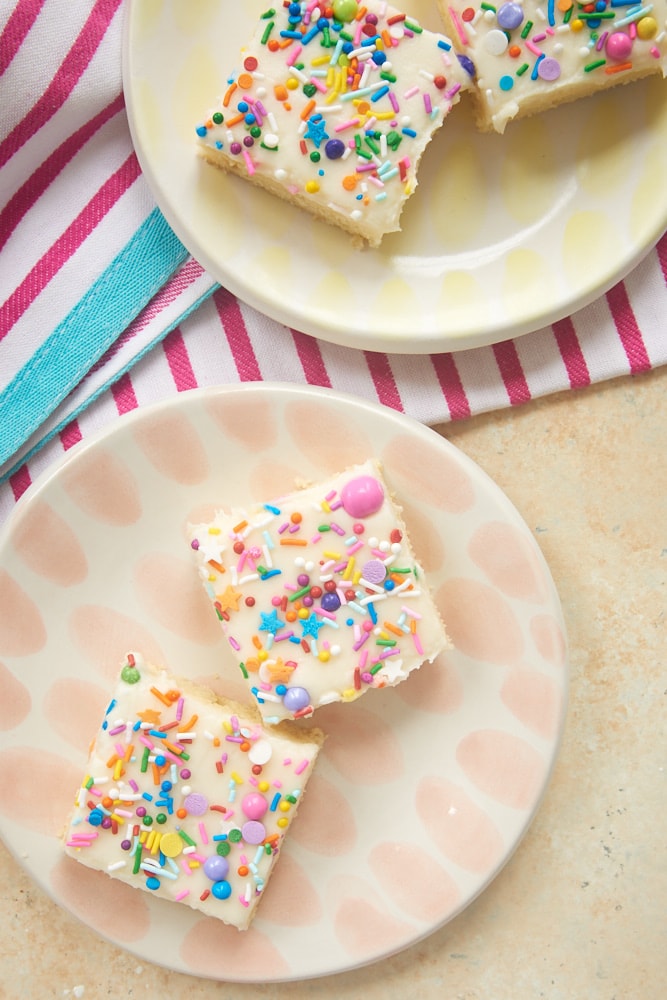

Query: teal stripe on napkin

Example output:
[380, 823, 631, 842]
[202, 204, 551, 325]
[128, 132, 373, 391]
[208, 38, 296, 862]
[0, 208, 189, 467]
[0, 281, 218, 487]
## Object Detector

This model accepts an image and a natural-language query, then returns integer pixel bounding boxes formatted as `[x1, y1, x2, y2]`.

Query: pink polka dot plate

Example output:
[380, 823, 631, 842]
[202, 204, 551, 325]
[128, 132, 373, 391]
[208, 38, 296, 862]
[0, 384, 568, 982]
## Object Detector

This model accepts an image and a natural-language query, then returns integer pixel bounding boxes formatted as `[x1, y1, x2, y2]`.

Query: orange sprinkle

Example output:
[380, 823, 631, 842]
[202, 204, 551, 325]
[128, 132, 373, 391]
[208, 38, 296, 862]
[290, 512, 303, 524]
[268, 38, 280, 51]
[342, 175, 357, 191]
[233, 519, 248, 533]
[176, 808, 187, 819]
[557, 0, 572, 8]
[102, 796, 114, 809]
[274, 83, 288, 101]
[151, 763, 161, 785]
[355, 4, 368, 19]
[509, 44, 522, 57]
[280, 538, 308, 546]
[150, 686, 177, 707]
[252, 635, 263, 650]
[383, 622, 404, 638]
[410, 618, 417, 634]
[225, 111, 246, 128]
[238, 865, 249, 876]
[123, 743, 134, 762]
[207, 559, 225, 574]
[381, 29, 392, 47]
[106, 754, 119, 768]
[237, 72, 253, 89]
[222, 82, 237, 107]
[605, 61, 632, 73]
[240, 741, 251, 752]
[300, 98, 316, 120]
[163, 741, 184, 756]
[178, 715, 199, 735]
[213, 737, 221, 747]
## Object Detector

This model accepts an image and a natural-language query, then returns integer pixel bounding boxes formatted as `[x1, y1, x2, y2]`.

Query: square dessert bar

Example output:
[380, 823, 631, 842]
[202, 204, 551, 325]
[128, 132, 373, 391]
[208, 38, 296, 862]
[188, 461, 451, 724]
[439, 0, 667, 132]
[63, 655, 323, 930]
[194, 0, 473, 246]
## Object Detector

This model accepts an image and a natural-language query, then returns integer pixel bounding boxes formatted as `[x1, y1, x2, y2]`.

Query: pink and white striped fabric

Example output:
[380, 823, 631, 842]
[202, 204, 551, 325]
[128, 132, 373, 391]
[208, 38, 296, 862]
[1, 0, 666, 527]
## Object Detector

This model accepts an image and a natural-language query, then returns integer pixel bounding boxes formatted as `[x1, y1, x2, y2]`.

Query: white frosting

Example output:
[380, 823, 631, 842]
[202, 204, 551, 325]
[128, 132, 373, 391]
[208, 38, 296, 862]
[442, 0, 667, 131]
[188, 460, 451, 724]
[195, 0, 472, 242]
[63, 655, 321, 930]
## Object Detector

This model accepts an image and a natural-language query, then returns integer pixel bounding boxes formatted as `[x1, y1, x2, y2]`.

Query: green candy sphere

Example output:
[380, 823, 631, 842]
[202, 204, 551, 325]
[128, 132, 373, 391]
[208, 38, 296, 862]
[332, 0, 358, 22]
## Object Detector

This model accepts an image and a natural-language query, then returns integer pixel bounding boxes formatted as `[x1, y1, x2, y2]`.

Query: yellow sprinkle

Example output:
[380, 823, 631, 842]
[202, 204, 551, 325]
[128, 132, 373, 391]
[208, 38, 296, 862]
[150, 833, 162, 855]
[279, 801, 291, 812]
[159, 832, 183, 858]
[341, 688, 358, 702]
[207, 526, 221, 535]
[311, 55, 330, 66]
[231, 771, 243, 784]
[276, 817, 289, 828]
[342, 557, 355, 580]
[323, 551, 342, 560]
[113, 759, 123, 782]
[258, 781, 270, 792]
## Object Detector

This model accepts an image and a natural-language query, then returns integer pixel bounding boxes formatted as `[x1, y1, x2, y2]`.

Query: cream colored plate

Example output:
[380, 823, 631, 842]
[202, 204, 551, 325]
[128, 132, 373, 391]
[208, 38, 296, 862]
[0, 384, 567, 981]
[122, 0, 667, 354]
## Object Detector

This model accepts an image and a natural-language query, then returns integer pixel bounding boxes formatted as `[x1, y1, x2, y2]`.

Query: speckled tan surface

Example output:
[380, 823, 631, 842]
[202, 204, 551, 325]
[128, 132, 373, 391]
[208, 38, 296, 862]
[2, 369, 665, 1000]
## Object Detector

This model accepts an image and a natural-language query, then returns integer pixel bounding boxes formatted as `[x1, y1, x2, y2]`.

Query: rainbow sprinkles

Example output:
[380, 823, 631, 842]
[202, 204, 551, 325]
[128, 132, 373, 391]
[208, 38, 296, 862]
[439, 0, 667, 131]
[187, 461, 451, 724]
[194, 0, 473, 245]
[63, 655, 323, 930]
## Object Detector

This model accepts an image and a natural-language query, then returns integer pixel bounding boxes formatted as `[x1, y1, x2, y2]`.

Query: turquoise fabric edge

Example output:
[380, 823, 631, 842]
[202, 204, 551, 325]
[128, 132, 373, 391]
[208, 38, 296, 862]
[0, 282, 219, 487]
[0, 207, 190, 467]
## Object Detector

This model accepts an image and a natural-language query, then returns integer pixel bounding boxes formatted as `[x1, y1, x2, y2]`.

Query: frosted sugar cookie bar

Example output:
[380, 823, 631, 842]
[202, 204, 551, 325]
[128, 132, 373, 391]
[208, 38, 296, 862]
[194, 0, 473, 245]
[439, 0, 667, 132]
[63, 654, 323, 930]
[188, 461, 452, 724]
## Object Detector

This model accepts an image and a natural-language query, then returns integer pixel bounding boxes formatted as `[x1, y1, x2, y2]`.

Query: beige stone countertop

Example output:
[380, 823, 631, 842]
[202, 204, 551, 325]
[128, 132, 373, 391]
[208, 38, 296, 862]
[1, 368, 665, 1000]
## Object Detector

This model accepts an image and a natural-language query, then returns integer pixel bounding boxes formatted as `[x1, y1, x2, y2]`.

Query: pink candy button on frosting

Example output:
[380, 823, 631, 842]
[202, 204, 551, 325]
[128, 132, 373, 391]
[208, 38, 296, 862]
[340, 474, 384, 519]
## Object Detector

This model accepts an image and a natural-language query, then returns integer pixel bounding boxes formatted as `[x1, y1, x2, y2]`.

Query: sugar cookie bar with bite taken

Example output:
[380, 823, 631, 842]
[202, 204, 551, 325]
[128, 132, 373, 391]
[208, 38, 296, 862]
[63, 653, 323, 930]
[438, 0, 667, 133]
[188, 460, 452, 725]
[194, 0, 474, 246]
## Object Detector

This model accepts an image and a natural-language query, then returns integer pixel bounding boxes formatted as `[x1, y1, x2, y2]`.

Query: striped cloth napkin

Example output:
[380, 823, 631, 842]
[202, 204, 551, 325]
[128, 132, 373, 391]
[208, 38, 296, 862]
[1, 0, 666, 526]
